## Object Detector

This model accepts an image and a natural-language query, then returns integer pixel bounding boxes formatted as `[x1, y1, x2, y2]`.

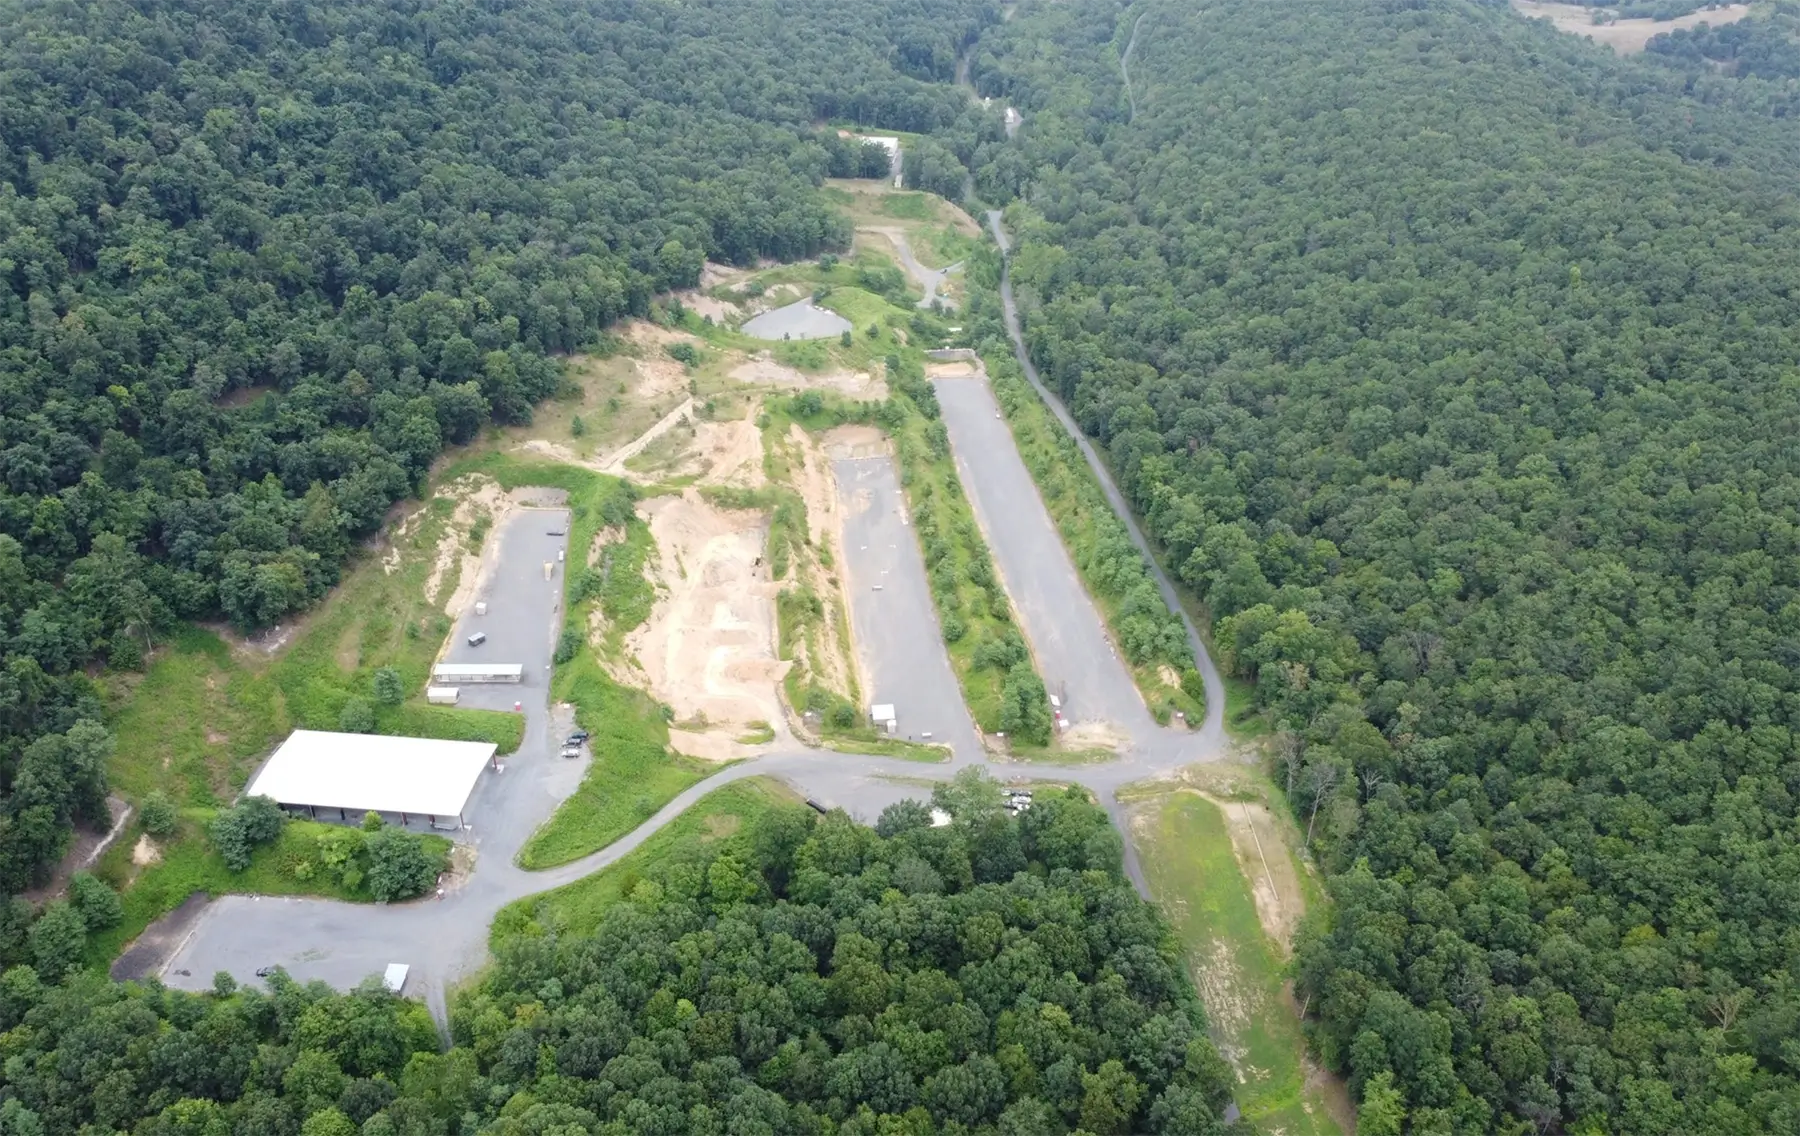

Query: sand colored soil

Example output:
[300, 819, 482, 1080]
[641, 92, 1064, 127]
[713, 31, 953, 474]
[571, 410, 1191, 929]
[677, 290, 741, 323]
[1512, 0, 1747, 51]
[821, 423, 890, 461]
[620, 321, 701, 400]
[1060, 720, 1131, 752]
[730, 354, 888, 400]
[668, 728, 752, 763]
[786, 424, 862, 702]
[668, 403, 766, 489]
[131, 834, 161, 867]
[925, 359, 978, 379]
[625, 492, 789, 730]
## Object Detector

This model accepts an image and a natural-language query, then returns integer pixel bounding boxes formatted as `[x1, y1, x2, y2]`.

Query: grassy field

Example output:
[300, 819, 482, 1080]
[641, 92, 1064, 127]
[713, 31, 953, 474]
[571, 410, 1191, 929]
[1138, 793, 1343, 1135]
[492, 777, 803, 948]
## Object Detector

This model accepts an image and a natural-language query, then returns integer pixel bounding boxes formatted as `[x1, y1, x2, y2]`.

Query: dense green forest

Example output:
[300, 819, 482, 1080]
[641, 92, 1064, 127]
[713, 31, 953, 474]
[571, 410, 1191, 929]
[968, 0, 1800, 1132]
[0, 0, 999, 898]
[0, 782, 1239, 1135]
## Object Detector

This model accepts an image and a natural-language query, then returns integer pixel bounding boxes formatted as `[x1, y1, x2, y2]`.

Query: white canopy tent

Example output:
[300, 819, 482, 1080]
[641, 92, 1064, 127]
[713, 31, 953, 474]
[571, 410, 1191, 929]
[247, 730, 496, 825]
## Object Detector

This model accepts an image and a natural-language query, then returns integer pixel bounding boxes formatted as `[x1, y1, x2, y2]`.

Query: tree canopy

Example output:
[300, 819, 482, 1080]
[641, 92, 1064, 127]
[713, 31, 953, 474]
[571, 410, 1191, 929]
[963, 0, 1800, 1131]
[0, 0, 998, 895]
[0, 784, 1239, 1135]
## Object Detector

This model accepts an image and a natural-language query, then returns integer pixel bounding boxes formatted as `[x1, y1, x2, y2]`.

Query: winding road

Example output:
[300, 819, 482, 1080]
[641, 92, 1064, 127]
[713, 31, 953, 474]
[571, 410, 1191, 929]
[1121, 10, 1148, 122]
[150, 213, 1231, 1028]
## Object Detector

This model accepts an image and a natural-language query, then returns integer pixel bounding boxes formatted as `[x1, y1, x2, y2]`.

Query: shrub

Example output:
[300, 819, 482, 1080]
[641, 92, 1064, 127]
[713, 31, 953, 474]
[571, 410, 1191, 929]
[372, 666, 404, 706]
[211, 795, 287, 872]
[139, 791, 179, 837]
[366, 826, 440, 902]
[554, 628, 581, 664]
[338, 697, 375, 734]
[68, 871, 122, 930]
[666, 341, 699, 367]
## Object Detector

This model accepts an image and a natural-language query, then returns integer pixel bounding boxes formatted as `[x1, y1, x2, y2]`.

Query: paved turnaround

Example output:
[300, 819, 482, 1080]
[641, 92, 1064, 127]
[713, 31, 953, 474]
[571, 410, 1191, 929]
[152, 214, 1231, 1023]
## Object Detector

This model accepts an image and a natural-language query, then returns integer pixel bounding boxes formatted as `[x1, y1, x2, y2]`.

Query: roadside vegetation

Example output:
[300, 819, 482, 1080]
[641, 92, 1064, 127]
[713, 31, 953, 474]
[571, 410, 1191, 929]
[974, 323, 1204, 727]
[491, 776, 800, 948]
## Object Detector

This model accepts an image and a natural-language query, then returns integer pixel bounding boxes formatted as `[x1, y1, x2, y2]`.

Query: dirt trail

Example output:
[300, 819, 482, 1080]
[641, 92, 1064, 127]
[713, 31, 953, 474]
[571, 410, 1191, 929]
[625, 492, 788, 737]
[671, 402, 765, 488]
[601, 398, 695, 474]
[861, 226, 963, 310]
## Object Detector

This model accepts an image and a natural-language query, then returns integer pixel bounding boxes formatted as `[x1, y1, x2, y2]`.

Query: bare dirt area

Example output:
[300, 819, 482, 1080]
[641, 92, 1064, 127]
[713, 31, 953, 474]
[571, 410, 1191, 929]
[821, 424, 891, 461]
[730, 354, 887, 400]
[668, 403, 766, 489]
[1060, 720, 1130, 752]
[624, 492, 789, 735]
[925, 359, 978, 379]
[23, 796, 131, 903]
[1511, 0, 1748, 52]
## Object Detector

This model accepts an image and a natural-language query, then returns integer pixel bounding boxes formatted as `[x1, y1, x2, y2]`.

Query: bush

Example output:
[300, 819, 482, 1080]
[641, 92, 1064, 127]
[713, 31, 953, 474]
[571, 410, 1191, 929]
[554, 628, 581, 664]
[828, 703, 857, 729]
[666, 341, 698, 367]
[366, 826, 440, 903]
[68, 871, 122, 930]
[338, 697, 375, 733]
[139, 791, 179, 837]
[372, 666, 404, 706]
[28, 900, 86, 979]
[211, 795, 287, 872]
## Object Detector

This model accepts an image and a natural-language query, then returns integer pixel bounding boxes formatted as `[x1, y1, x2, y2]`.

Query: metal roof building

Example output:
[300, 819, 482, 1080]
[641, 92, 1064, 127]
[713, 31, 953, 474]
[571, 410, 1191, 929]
[246, 730, 496, 827]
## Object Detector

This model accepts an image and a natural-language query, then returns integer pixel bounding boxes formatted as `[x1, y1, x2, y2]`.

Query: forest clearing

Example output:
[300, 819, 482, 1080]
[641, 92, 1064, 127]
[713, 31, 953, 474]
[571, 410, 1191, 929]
[1131, 778, 1351, 1136]
[1511, 0, 1748, 51]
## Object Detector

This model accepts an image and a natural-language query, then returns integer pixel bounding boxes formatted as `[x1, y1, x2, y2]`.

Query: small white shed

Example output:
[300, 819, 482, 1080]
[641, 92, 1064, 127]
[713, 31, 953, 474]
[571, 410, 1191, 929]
[426, 686, 459, 705]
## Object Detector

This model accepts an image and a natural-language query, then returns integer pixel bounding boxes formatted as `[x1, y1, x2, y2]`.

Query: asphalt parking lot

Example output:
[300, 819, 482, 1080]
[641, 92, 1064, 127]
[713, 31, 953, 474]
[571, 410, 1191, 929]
[834, 454, 984, 760]
[934, 376, 1155, 738]
[151, 507, 581, 1001]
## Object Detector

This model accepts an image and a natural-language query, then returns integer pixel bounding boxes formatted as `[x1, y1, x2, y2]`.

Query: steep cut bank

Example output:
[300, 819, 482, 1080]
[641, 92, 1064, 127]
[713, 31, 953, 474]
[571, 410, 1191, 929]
[967, 0, 1800, 1132]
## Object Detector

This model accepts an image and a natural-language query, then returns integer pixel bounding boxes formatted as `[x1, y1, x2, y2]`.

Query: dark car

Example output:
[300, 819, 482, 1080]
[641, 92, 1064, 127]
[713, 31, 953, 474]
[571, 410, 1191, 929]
[255, 966, 277, 978]
[566, 731, 589, 745]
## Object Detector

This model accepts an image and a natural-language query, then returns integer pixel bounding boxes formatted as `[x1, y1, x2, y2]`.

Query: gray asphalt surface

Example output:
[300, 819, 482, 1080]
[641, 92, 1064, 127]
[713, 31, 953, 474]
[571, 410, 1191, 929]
[987, 209, 1226, 743]
[835, 455, 984, 759]
[150, 215, 1235, 1024]
[935, 375, 1154, 740]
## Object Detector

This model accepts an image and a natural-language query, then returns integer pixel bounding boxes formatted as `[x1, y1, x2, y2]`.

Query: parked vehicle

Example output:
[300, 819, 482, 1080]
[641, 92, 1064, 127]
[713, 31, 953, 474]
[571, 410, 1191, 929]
[566, 731, 589, 745]
[466, 631, 487, 647]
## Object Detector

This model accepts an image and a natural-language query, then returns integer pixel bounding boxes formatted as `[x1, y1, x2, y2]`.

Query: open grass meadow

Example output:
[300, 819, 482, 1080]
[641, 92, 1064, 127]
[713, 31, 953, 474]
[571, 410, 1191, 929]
[492, 777, 804, 948]
[1138, 793, 1343, 1136]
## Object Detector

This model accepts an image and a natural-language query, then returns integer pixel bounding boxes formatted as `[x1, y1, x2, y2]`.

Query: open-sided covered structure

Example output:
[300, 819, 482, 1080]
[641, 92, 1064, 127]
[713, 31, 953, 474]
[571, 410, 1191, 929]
[246, 730, 495, 829]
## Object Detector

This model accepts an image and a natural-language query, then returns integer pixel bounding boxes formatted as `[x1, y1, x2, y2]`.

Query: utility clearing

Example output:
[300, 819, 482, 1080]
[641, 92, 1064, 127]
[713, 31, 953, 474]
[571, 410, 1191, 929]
[1129, 766, 1351, 1136]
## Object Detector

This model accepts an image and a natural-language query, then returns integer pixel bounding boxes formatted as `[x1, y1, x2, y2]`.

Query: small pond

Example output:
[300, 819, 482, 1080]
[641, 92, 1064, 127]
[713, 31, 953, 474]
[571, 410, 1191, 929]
[741, 300, 853, 341]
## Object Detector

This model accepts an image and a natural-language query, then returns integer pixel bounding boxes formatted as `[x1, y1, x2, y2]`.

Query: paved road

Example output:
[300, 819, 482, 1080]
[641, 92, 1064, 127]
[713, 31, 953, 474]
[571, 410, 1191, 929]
[152, 219, 1235, 1016]
[836, 455, 984, 757]
[934, 375, 1154, 739]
